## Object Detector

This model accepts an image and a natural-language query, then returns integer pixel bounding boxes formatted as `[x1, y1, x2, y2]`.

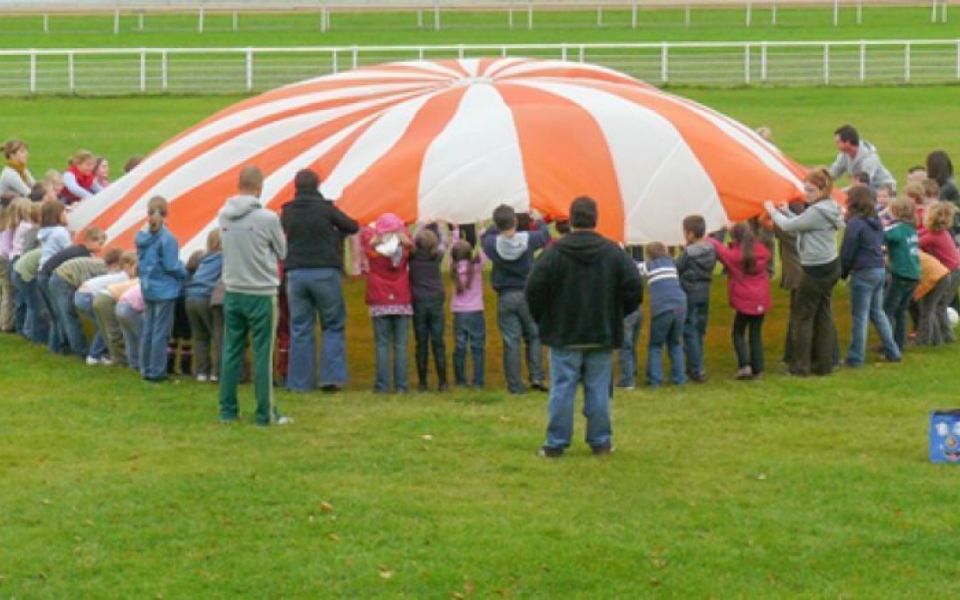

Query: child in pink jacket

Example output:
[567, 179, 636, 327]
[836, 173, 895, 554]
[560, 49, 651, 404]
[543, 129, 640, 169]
[709, 222, 772, 380]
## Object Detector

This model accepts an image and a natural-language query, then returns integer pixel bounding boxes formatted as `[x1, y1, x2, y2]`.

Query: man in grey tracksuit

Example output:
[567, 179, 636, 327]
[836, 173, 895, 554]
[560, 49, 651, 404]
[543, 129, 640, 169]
[829, 124, 897, 192]
[218, 166, 289, 426]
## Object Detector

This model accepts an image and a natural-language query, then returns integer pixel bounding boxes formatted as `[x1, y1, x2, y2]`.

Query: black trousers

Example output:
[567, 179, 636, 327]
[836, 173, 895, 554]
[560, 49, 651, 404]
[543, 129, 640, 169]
[732, 312, 765, 374]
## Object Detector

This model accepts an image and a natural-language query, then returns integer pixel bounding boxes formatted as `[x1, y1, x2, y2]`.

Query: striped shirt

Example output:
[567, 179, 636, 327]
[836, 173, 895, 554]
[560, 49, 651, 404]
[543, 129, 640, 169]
[639, 256, 687, 317]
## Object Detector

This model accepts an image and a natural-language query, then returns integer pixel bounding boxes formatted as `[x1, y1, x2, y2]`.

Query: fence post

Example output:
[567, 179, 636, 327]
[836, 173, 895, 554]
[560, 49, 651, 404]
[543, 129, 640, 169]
[246, 48, 254, 91]
[943, 0, 948, 22]
[528, 0, 534, 30]
[833, 0, 839, 26]
[332, 48, 338, 73]
[508, 6, 513, 29]
[161, 50, 168, 91]
[904, 42, 911, 83]
[138, 11, 144, 31]
[434, 0, 440, 31]
[744, 44, 751, 84]
[631, 0, 638, 28]
[859, 41, 866, 83]
[417, 8, 423, 29]
[956, 40, 959, 79]
[579, 44, 585, 62]
[684, 4, 691, 26]
[771, 0, 777, 24]
[932, 0, 938, 23]
[760, 42, 767, 82]
[823, 43, 830, 84]
[68, 51, 75, 93]
[42, 13, 49, 33]
[746, 0, 752, 26]
[660, 42, 669, 83]
[114, 9, 120, 34]
[140, 49, 147, 93]
[419, 46, 425, 60]
[233, 11, 239, 32]
[561, 44, 567, 61]
[352, 46, 359, 69]
[856, 0, 862, 24]
[458, 44, 464, 59]
[597, 5, 603, 27]
[29, 51, 36, 94]
[501, 45, 508, 57]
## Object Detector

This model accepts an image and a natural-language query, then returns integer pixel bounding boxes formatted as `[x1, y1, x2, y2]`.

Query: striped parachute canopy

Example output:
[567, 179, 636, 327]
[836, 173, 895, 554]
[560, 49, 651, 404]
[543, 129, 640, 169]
[70, 58, 807, 255]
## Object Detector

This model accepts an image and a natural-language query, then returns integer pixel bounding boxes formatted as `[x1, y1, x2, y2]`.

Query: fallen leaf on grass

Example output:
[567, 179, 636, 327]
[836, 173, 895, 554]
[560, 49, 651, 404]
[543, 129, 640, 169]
[40, 499, 51, 506]
[327, 533, 341, 542]
[378, 566, 394, 580]
[319, 501, 334, 512]
[421, 434, 433, 441]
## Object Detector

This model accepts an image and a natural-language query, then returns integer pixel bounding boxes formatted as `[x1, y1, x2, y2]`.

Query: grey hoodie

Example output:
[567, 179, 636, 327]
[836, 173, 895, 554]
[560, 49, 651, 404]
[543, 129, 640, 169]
[829, 140, 897, 191]
[767, 200, 843, 267]
[219, 194, 287, 295]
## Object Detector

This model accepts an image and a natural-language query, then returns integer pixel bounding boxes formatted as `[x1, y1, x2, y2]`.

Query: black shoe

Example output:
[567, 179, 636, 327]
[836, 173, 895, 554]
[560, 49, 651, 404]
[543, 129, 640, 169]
[530, 381, 549, 392]
[591, 445, 615, 456]
[438, 382, 449, 392]
[320, 384, 342, 393]
[417, 382, 428, 392]
[538, 446, 564, 458]
[690, 372, 707, 383]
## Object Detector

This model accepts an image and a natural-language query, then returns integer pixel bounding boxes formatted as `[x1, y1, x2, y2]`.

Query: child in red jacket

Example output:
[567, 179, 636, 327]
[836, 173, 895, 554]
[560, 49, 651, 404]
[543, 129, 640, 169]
[361, 213, 414, 393]
[709, 223, 772, 380]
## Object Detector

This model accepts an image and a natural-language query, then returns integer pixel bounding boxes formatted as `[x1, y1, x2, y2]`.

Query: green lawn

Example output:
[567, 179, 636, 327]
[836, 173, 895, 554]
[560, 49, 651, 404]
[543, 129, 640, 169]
[2, 86, 960, 596]
[0, 5, 955, 48]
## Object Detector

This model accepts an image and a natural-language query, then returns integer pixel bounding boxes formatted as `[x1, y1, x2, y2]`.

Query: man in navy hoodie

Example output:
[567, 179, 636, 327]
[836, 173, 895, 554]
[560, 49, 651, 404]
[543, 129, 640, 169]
[481, 205, 550, 394]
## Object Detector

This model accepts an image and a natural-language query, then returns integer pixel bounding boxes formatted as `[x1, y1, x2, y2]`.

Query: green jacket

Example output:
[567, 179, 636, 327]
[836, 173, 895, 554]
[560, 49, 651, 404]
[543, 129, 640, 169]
[884, 221, 920, 281]
[14, 248, 42, 282]
[54, 257, 107, 289]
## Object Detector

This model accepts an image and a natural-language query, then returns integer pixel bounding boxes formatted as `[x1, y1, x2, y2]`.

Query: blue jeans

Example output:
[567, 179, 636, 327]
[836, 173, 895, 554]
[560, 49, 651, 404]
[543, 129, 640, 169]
[496, 290, 543, 393]
[848, 268, 900, 365]
[617, 307, 643, 387]
[48, 273, 88, 356]
[683, 299, 709, 377]
[647, 306, 687, 386]
[286, 268, 348, 390]
[116, 301, 143, 371]
[9, 257, 26, 334]
[544, 347, 613, 451]
[372, 315, 409, 393]
[11, 266, 45, 343]
[141, 299, 175, 379]
[453, 311, 485, 387]
[883, 275, 918, 351]
[37, 273, 65, 354]
[73, 291, 107, 359]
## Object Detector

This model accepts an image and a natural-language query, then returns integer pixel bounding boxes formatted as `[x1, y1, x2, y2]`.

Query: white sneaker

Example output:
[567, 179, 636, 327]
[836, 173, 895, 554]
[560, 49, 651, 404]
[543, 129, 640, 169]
[196, 374, 209, 383]
[85, 356, 100, 366]
[100, 357, 113, 366]
[276, 416, 294, 426]
[209, 375, 219, 383]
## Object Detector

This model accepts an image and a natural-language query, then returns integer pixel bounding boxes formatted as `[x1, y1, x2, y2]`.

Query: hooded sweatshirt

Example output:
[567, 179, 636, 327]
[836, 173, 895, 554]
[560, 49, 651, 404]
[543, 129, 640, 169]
[135, 225, 187, 301]
[481, 221, 550, 294]
[37, 225, 71, 269]
[839, 215, 886, 279]
[676, 240, 717, 303]
[884, 220, 921, 281]
[767, 199, 843, 269]
[280, 190, 359, 271]
[219, 194, 287, 296]
[525, 230, 642, 349]
[829, 140, 897, 191]
[184, 251, 223, 298]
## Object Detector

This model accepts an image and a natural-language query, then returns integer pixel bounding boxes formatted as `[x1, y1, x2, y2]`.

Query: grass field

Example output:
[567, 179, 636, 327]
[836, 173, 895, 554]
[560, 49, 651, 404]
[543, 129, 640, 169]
[3, 86, 960, 596]
[0, 5, 955, 48]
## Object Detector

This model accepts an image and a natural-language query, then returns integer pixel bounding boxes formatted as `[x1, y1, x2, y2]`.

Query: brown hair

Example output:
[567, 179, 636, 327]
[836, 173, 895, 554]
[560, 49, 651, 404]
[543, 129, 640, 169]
[682, 214, 706, 239]
[414, 227, 439, 257]
[889, 197, 916, 223]
[40, 199, 65, 227]
[845, 186, 876, 220]
[644, 242, 668, 261]
[804, 168, 833, 200]
[730, 223, 758, 274]
[922, 178, 941, 199]
[102, 248, 124, 267]
[205, 228, 222, 253]
[3, 139, 27, 160]
[926, 150, 954, 186]
[124, 156, 143, 174]
[925, 201, 956, 233]
[119, 251, 137, 270]
[238, 165, 264, 193]
[449, 239, 479, 295]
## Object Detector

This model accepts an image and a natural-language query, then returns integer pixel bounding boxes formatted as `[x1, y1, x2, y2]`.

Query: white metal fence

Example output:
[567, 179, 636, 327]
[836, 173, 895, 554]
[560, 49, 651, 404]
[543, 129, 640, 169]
[0, 1, 951, 34]
[1, 40, 959, 95]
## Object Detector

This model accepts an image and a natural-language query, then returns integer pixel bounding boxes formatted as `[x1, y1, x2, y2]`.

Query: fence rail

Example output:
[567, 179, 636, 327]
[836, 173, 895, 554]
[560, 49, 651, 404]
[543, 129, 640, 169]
[2, 40, 959, 95]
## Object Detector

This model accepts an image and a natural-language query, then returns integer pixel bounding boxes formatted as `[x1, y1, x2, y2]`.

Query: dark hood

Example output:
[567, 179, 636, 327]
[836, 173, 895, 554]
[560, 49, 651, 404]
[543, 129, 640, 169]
[555, 230, 609, 264]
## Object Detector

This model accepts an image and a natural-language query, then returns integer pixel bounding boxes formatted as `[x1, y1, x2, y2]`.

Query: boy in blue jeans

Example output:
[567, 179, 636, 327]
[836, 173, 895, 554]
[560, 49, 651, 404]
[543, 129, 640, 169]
[676, 215, 716, 383]
[640, 242, 687, 387]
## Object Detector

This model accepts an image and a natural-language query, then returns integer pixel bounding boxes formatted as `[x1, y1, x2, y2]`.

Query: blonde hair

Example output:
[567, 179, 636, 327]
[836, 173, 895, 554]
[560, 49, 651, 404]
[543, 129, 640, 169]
[644, 241, 669, 261]
[205, 228, 221, 253]
[82, 226, 106, 243]
[902, 182, 925, 204]
[43, 169, 62, 187]
[925, 201, 956, 233]
[70, 149, 96, 166]
[29, 201, 42, 224]
[8, 197, 31, 230]
[889, 197, 916, 223]
[923, 178, 941, 199]
[119, 251, 137, 270]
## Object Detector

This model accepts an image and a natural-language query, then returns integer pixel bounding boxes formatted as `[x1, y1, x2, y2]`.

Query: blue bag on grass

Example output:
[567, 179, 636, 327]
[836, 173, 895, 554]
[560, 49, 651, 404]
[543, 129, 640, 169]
[929, 410, 960, 463]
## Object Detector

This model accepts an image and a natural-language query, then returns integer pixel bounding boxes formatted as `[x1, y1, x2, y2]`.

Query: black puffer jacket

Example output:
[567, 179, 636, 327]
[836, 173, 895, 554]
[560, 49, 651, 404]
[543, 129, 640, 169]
[280, 191, 359, 271]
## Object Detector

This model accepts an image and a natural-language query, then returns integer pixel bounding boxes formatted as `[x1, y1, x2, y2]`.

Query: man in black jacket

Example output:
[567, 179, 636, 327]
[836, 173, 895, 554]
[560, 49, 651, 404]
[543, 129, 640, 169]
[281, 169, 359, 392]
[526, 197, 643, 457]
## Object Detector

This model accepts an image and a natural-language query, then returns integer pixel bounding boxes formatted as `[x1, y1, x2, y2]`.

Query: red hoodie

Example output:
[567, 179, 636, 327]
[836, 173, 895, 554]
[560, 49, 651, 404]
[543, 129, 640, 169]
[709, 237, 772, 316]
[361, 225, 412, 308]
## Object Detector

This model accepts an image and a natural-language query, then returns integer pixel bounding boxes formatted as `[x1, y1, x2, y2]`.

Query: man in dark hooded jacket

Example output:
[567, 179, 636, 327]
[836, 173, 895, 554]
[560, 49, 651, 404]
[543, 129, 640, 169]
[526, 197, 643, 458]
